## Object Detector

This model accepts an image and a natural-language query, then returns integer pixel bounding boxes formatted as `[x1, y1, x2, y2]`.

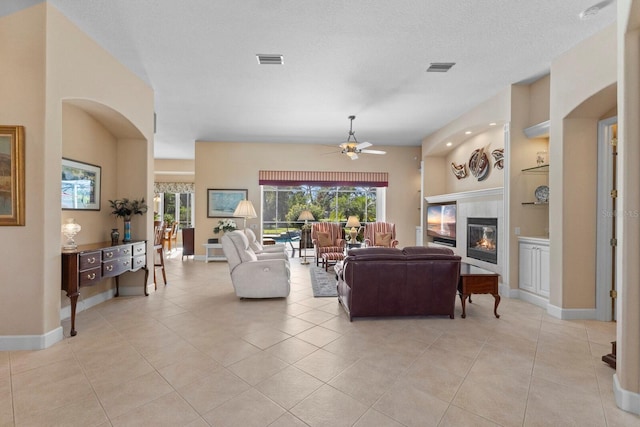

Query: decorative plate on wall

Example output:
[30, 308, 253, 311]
[491, 148, 504, 169]
[469, 148, 490, 181]
[450, 162, 468, 179]
[535, 185, 549, 203]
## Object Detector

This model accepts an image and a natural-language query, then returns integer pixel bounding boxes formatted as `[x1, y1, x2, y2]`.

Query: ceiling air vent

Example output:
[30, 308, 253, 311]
[256, 54, 284, 65]
[426, 62, 455, 72]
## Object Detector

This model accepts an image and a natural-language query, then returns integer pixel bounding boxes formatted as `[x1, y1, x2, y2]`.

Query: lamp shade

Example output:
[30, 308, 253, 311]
[345, 215, 361, 228]
[233, 200, 257, 219]
[297, 210, 315, 221]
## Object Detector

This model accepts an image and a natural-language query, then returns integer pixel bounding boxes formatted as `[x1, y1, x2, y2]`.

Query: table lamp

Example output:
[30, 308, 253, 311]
[233, 200, 257, 231]
[345, 215, 361, 244]
[297, 210, 315, 265]
[62, 218, 81, 250]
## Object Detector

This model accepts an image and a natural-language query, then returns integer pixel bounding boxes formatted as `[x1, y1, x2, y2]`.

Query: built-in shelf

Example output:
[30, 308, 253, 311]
[522, 201, 549, 206]
[425, 187, 503, 204]
[523, 120, 550, 139]
[522, 164, 549, 173]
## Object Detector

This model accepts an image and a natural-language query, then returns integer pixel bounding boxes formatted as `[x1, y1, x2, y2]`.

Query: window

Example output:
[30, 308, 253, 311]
[155, 192, 194, 229]
[261, 185, 380, 234]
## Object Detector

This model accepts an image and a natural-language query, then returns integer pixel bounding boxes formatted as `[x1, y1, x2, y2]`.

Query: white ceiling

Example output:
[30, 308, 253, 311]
[6, 1, 617, 159]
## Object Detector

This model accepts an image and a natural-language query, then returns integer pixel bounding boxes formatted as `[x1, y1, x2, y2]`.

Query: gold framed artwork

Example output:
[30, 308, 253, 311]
[0, 125, 25, 226]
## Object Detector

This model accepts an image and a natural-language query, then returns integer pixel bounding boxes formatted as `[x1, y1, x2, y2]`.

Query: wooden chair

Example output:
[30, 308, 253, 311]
[164, 221, 179, 252]
[153, 223, 167, 288]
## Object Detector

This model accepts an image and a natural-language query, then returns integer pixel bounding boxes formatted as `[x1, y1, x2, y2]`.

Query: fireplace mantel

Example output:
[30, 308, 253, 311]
[425, 187, 503, 204]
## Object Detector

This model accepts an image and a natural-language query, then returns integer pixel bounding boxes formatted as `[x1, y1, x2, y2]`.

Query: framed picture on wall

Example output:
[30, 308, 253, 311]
[207, 188, 247, 218]
[61, 158, 101, 210]
[0, 125, 25, 226]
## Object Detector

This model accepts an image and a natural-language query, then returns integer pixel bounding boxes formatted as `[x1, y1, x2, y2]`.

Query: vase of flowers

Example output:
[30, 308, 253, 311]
[213, 219, 237, 237]
[109, 198, 148, 242]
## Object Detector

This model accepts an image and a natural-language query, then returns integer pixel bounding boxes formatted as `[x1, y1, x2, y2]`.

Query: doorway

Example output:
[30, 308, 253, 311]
[596, 117, 617, 321]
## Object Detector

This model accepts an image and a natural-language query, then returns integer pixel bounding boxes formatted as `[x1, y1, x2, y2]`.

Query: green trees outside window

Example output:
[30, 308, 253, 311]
[262, 185, 377, 234]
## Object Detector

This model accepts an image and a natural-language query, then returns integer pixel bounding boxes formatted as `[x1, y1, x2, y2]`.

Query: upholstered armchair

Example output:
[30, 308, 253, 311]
[311, 222, 346, 267]
[244, 228, 288, 257]
[221, 231, 290, 298]
[363, 222, 399, 248]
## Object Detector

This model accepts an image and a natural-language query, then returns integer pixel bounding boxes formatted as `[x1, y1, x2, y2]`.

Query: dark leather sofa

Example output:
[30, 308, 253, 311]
[337, 246, 461, 321]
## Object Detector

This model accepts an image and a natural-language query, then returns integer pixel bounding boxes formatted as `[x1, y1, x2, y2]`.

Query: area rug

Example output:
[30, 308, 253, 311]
[309, 265, 338, 297]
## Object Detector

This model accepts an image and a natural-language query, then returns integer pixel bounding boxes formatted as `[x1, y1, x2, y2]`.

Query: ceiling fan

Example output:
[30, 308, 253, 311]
[339, 115, 386, 160]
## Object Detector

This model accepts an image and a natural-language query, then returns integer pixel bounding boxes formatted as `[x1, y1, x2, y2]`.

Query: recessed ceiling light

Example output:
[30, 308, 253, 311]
[256, 54, 284, 65]
[446, 142, 452, 147]
[465, 131, 472, 135]
[489, 122, 497, 126]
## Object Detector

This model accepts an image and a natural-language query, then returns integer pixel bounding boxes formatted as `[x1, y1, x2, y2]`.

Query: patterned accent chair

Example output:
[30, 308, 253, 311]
[363, 222, 399, 248]
[311, 222, 346, 267]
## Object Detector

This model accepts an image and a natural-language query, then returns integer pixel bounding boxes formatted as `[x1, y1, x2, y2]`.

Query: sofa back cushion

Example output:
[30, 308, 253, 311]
[245, 228, 264, 252]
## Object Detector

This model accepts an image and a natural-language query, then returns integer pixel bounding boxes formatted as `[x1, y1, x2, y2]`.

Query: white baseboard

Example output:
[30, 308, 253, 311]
[0, 326, 63, 351]
[60, 288, 117, 320]
[614, 374, 640, 415]
[547, 303, 597, 320]
[516, 289, 549, 310]
[513, 290, 597, 320]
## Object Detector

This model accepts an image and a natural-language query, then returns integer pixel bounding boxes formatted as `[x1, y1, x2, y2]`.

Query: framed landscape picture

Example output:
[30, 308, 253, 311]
[0, 125, 25, 226]
[207, 188, 247, 218]
[61, 158, 101, 210]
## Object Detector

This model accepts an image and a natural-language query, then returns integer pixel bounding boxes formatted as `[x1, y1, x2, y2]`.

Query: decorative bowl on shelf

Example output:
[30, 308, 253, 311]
[535, 185, 549, 203]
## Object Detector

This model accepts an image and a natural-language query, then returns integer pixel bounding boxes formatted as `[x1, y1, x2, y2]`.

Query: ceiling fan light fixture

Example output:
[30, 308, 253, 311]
[338, 115, 385, 160]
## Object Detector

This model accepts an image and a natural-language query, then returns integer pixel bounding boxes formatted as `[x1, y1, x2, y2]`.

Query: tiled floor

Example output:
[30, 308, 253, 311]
[2, 249, 639, 426]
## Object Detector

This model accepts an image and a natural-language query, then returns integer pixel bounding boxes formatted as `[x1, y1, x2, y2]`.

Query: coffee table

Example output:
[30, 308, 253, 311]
[458, 262, 500, 318]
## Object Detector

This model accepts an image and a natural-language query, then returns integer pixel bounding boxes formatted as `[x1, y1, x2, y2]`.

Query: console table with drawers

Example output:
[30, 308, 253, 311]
[61, 240, 148, 336]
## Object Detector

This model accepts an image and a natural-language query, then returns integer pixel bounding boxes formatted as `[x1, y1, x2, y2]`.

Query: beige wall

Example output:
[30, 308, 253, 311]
[548, 24, 617, 308]
[443, 126, 504, 193]
[194, 141, 421, 252]
[0, 4, 47, 336]
[0, 3, 153, 343]
[154, 159, 195, 183]
[528, 75, 550, 127]
[616, 0, 640, 403]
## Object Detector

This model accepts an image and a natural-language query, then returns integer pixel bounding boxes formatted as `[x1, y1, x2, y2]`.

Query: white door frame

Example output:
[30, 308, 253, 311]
[595, 116, 617, 321]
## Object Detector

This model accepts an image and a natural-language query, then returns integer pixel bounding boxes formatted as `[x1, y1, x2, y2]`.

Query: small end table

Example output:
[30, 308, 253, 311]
[458, 262, 501, 318]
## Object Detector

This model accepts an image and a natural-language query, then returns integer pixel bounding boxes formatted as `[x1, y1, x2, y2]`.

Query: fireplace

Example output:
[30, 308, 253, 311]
[467, 217, 498, 264]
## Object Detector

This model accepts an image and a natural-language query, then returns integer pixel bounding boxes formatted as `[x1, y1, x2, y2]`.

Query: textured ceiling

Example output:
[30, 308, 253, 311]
[6, 1, 618, 159]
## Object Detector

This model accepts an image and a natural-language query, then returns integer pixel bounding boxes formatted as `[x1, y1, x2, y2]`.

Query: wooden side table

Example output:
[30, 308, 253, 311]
[458, 262, 500, 318]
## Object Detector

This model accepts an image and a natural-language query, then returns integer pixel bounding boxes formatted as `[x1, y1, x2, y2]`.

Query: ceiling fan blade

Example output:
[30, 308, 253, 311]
[356, 141, 372, 150]
[360, 149, 386, 155]
[346, 152, 358, 160]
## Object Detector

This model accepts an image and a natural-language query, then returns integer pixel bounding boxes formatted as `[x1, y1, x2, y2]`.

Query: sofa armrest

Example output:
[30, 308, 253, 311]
[257, 251, 289, 261]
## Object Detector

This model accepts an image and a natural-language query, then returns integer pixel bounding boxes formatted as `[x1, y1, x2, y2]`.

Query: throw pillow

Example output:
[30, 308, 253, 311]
[375, 232, 392, 247]
[317, 232, 332, 247]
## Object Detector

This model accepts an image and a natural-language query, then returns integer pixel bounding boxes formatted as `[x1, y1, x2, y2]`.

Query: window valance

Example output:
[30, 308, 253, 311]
[259, 171, 388, 187]
[154, 182, 195, 194]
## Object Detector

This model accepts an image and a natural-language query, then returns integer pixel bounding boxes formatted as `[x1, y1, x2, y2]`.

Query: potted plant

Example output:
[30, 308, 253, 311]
[214, 219, 237, 234]
[109, 197, 148, 242]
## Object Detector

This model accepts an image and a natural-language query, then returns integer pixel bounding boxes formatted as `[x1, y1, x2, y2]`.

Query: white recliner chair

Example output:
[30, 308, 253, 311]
[244, 228, 288, 257]
[221, 230, 290, 298]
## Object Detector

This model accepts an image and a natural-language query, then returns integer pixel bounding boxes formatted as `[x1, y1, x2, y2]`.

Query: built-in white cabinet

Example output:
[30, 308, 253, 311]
[519, 237, 550, 298]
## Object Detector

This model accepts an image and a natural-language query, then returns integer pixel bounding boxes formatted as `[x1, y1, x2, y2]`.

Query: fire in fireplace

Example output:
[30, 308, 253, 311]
[467, 217, 498, 264]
